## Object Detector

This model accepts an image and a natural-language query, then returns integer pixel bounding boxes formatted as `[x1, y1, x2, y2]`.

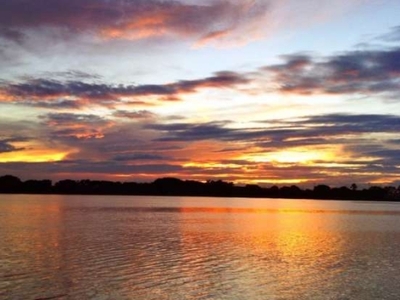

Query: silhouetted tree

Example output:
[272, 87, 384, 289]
[1, 173, 399, 201]
[366, 186, 386, 200]
[242, 184, 263, 197]
[313, 184, 331, 199]
[54, 179, 79, 194]
[0, 175, 22, 192]
[205, 180, 234, 196]
[280, 185, 302, 198]
[267, 185, 280, 197]
[153, 177, 185, 195]
[332, 186, 353, 200]
[22, 180, 52, 193]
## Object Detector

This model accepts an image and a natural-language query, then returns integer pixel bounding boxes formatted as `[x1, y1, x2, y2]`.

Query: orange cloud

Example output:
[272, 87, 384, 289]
[0, 0, 272, 47]
[101, 13, 169, 40]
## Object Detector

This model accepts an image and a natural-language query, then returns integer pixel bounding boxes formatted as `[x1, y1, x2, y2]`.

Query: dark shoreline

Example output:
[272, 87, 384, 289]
[1, 175, 399, 201]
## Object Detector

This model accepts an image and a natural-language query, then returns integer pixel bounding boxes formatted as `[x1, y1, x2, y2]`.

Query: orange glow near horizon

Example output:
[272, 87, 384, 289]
[183, 162, 242, 169]
[0, 149, 68, 163]
[238, 178, 310, 185]
[240, 146, 340, 164]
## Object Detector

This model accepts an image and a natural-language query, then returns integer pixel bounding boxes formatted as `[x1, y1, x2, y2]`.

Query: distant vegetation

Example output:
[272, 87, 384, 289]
[0, 174, 399, 201]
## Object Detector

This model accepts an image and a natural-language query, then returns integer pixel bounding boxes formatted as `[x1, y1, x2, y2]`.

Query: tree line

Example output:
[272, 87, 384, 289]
[0, 174, 399, 201]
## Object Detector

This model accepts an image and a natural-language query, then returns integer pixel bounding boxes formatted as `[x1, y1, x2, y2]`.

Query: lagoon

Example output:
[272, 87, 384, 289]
[1, 195, 400, 299]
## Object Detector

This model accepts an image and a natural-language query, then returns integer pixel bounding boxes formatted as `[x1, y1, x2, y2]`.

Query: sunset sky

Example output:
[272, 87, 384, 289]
[1, 0, 400, 187]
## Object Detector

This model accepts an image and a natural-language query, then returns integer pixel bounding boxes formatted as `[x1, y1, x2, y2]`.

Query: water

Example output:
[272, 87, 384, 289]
[1, 195, 400, 299]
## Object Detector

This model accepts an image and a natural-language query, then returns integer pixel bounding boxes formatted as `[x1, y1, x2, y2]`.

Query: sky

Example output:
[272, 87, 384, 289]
[1, 0, 400, 187]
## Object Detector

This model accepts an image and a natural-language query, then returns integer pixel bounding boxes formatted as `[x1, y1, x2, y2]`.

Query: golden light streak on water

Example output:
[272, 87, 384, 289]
[2, 195, 400, 299]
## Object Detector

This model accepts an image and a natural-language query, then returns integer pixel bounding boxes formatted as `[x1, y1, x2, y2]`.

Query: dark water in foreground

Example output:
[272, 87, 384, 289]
[1, 195, 400, 300]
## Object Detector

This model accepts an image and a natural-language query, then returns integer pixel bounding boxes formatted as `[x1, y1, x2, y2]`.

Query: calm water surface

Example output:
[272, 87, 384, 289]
[1, 195, 400, 299]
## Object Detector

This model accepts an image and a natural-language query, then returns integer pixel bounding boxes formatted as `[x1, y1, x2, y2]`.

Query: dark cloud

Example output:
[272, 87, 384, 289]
[388, 139, 400, 145]
[34, 115, 167, 164]
[5, 43, 400, 105]
[19, 100, 82, 109]
[40, 113, 114, 140]
[0, 160, 184, 181]
[0, 71, 250, 107]
[0, 0, 269, 46]
[378, 25, 400, 42]
[42, 71, 102, 81]
[266, 48, 400, 96]
[113, 110, 156, 120]
[145, 121, 240, 142]
[4, 79, 130, 100]
[0, 139, 24, 153]
[173, 71, 250, 90]
[0, 136, 30, 153]
[295, 114, 400, 133]
[43, 113, 106, 125]
[344, 145, 400, 166]
[370, 149, 400, 163]
[146, 114, 400, 150]
[8, 40, 400, 107]
[214, 147, 249, 153]
[113, 153, 168, 161]
[0, 27, 25, 44]
[119, 71, 250, 97]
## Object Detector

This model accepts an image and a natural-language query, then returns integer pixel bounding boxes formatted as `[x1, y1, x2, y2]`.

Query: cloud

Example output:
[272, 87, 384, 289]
[7, 43, 400, 107]
[265, 48, 400, 96]
[33, 114, 168, 163]
[113, 153, 169, 161]
[0, 71, 250, 107]
[113, 110, 156, 120]
[40, 113, 115, 140]
[0, 160, 186, 179]
[0, 27, 25, 44]
[18, 99, 82, 109]
[43, 113, 106, 125]
[42, 71, 102, 81]
[1, 112, 399, 185]
[145, 121, 239, 142]
[3, 79, 133, 102]
[1, 155, 398, 186]
[0, 0, 270, 47]
[146, 113, 400, 147]
[344, 145, 400, 166]
[369, 149, 400, 164]
[378, 25, 400, 42]
[0, 0, 369, 50]
[0, 138, 26, 153]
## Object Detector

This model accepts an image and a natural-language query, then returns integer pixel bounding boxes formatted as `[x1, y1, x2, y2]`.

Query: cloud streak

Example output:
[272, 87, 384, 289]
[41, 113, 115, 140]
[0, 138, 26, 153]
[0, 0, 269, 46]
[0, 71, 250, 107]
[266, 48, 400, 96]
[146, 114, 400, 144]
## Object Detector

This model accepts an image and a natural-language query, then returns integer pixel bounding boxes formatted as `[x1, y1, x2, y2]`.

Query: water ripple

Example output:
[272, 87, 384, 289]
[2, 196, 400, 299]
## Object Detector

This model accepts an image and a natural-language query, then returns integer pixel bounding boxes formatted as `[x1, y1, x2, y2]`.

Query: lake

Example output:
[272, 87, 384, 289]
[1, 195, 400, 299]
